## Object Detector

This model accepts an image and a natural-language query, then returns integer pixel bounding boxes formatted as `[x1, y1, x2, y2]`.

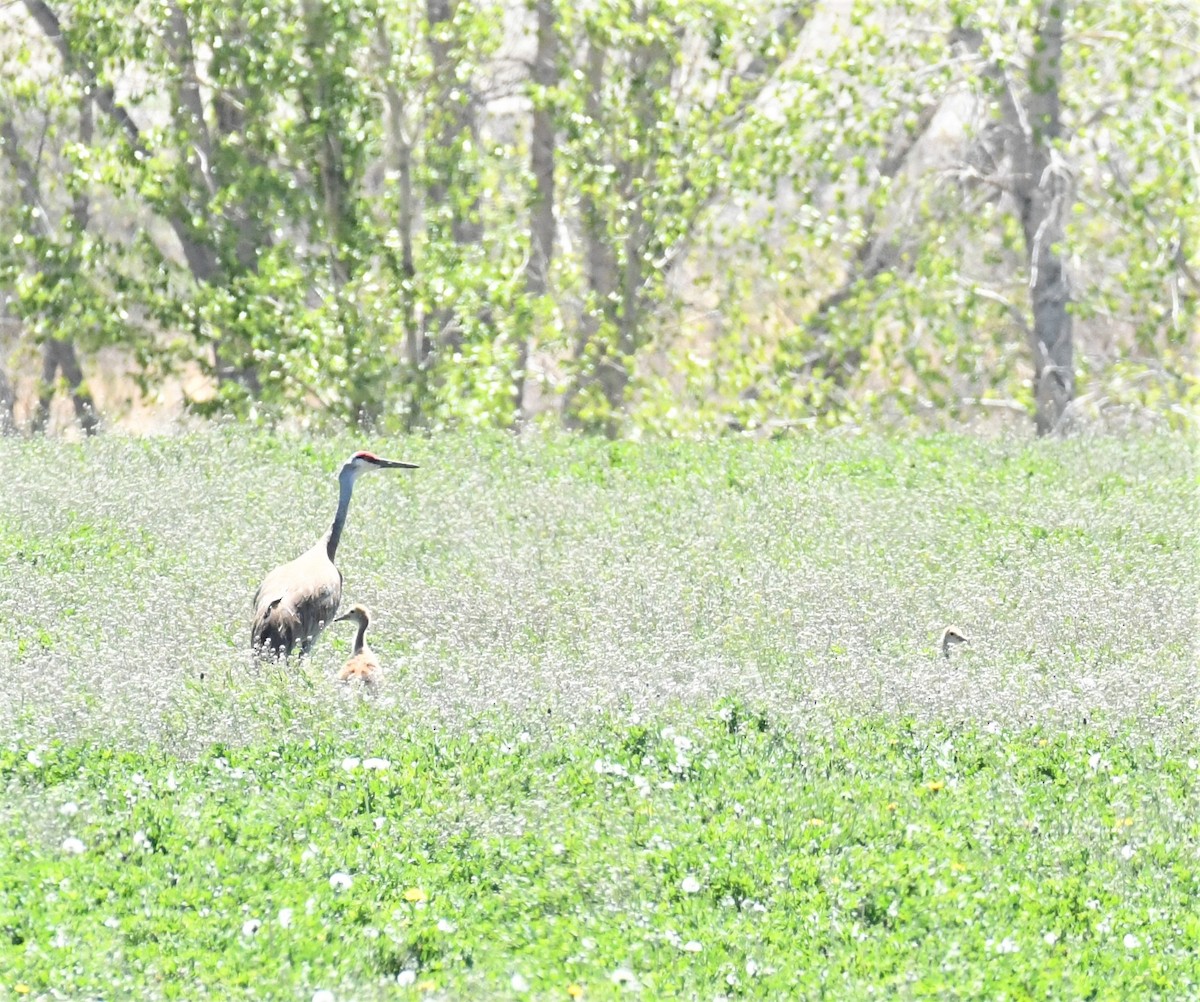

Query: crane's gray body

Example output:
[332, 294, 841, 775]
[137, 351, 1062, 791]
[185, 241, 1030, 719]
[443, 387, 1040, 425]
[250, 452, 416, 661]
[251, 539, 343, 659]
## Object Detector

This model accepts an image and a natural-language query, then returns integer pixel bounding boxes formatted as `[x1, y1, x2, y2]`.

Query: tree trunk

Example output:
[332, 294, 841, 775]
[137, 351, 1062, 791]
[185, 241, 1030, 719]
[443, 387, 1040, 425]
[375, 20, 425, 429]
[956, 3, 1075, 435]
[302, 0, 355, 288]
[514, 0, 558, 424]
[0, 104, 98, 435]
[0, 366, 15, 435]
[424, 0, 484, 358]
[34, 337, 98, 435]
[1017, 1, 1073, 435]
[563, 40, 621, 433]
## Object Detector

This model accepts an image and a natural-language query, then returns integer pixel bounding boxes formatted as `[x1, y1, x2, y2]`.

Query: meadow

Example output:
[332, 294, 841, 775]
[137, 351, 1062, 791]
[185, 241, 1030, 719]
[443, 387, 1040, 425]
[0, 429, 1196, 999]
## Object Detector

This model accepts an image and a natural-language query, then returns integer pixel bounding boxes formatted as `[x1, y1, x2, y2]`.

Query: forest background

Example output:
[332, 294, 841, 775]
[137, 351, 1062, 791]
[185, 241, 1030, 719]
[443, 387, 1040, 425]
[0, 0, 1195, 439]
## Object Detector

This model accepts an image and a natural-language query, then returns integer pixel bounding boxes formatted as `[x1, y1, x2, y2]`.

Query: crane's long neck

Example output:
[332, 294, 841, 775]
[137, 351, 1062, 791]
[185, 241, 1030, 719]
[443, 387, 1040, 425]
[353, 619, 369, 655]
[326, 470, 357, 562]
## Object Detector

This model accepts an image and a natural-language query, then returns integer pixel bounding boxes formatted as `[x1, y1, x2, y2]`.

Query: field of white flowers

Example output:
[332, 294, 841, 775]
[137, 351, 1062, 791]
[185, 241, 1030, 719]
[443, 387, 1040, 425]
[1, 430, 1194, 746]
[0, 430, 1196, 999]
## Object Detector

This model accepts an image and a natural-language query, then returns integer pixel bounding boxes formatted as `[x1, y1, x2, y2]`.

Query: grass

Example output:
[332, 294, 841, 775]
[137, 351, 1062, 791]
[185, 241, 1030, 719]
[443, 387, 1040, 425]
[0, 428, 1197, 999]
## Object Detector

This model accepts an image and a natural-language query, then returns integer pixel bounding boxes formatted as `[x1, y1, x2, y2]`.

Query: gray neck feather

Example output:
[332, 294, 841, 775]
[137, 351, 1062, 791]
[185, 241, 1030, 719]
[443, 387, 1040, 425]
[326, 470, 356, 561]
[353, 620, 368, 655]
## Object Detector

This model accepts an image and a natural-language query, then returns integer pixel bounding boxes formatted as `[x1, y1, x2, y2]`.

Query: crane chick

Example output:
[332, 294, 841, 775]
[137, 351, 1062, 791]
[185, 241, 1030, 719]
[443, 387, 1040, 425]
[334, 605, 382, 687]
[941, 627, 970, 659]
[251, 451, 417, 660]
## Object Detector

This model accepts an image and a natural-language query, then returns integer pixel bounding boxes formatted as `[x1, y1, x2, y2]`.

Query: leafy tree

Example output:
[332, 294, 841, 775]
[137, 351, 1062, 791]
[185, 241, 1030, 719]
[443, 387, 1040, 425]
[0, 0, 1192, 435]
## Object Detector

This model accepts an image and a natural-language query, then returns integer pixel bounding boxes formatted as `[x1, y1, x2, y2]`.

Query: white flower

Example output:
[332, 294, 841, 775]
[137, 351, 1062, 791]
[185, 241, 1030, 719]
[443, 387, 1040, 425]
[374, 817, 387, 830]
[278, 907, 294, 928]
[396, 971, 416, 987]
[329, 872, 353, 891]
[1123, 933, 1140, 949]
[61, 837, 86, 855]
[996, 936, 1019, 954]
[1043, 931, 1059, 946]
[341, 757, 361, 772]
[59, 802, 79, 816]
[133, 830, 151, 851]
[363, 757, 390, 771]
[312, 992, 335, 1002]
[1120, 844, 1135, 861]
[681, 940, 703, 953]
[511, 973, 530, 992]
[680, 875, 701, 894]
[551, 843, 566, 856]
[27, 749, 43, 767]
[103, 917, 120, 929]
[610, 968, 641, 989]
[242, 919, 261, 937]
[165, 773, 179, 792]
[437, 918, 458, 934]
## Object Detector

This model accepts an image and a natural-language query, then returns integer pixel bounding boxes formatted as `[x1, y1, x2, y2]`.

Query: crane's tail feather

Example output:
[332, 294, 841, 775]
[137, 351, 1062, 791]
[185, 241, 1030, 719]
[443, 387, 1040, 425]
[251, 599, 302, 661]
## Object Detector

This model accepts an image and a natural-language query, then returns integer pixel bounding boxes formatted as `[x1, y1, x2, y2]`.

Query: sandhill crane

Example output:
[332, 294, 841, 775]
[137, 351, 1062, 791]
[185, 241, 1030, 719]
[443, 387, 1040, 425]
[941, 627, 969, 659]
[251, 451, 416, 660]
[334, 605, 382, 686]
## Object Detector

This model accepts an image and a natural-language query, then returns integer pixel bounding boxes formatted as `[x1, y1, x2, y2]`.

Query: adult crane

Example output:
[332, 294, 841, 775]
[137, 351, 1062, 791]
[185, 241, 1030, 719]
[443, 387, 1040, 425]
[251, 451, 416, 660]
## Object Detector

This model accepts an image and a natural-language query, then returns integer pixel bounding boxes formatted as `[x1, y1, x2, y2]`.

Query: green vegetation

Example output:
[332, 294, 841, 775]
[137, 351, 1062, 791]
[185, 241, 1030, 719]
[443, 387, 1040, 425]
[3, 715, 1198, 999]
[0, 430, 1196, 998]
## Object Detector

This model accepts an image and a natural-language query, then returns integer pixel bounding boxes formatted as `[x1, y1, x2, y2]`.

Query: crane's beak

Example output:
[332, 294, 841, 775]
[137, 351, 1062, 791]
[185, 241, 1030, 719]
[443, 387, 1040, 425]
[375, 458, 419, 469]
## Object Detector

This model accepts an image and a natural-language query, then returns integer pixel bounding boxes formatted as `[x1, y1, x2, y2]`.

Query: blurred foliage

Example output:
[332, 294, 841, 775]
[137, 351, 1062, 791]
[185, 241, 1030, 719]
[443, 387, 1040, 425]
[0, 0, 1195, 434]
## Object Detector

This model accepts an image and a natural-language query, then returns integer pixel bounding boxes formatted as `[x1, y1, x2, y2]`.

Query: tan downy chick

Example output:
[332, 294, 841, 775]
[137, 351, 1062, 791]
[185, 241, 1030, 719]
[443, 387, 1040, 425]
[941, 626, 969, 659]
[335, 605, 382, 686]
